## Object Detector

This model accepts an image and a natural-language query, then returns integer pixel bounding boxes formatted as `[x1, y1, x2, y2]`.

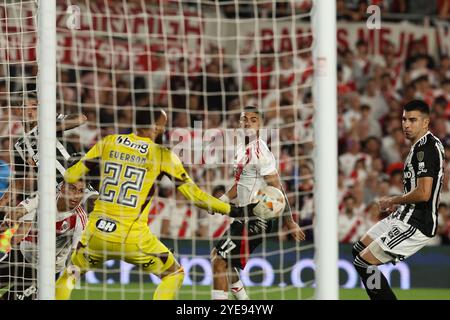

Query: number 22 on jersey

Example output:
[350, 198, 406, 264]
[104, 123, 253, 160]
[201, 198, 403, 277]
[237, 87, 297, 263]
[99, 161, 146, 208]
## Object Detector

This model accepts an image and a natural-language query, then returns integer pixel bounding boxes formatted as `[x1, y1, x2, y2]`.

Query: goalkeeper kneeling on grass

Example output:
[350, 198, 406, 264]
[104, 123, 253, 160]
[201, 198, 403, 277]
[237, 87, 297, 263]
[55, 108, 259, 300]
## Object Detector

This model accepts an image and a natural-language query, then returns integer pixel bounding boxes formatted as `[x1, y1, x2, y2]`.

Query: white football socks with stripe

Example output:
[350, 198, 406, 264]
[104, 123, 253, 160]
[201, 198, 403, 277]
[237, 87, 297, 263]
[230, 280, 249, 300]
[212, 289, 229, 300]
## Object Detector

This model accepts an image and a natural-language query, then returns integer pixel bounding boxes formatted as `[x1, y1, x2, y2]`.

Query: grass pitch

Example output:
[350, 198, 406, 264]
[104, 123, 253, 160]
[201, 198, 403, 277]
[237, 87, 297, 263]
[70, 284, 450, 300]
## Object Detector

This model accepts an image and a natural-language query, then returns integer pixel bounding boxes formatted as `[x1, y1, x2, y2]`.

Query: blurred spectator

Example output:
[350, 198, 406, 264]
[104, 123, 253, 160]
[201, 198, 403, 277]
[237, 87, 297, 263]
[198, 185, 231, 239]
[361, 78, 390, 122]
[338, 194, 365, 243]
[437, 203, 450, 244]
[429, 203, 450, 245]
[148, 51, 169, 105]
[388, 170, 403, 195]
[169, 58, 194, 110]
[339, 138, 371, 177]
[363, 201, 382, 232]
[161, 189, 200, 239]
[148, 186, 175, 238]
[336, 0, 363, 21]
[363, 137, 382, 159]
[343, 92, 362, 133]
[438, 0, 450, 19]
[439, 166, 450, 205]
[357, 104, 382, 139]
[244, 50, 274, 101]
[398, 0, 438, 16]
[381, 127, 404, 165]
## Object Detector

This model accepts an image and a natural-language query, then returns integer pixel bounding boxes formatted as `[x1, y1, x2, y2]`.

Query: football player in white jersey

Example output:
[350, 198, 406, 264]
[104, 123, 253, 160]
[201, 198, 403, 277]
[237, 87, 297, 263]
[0, 179, 89, 300]
[210, 107, 305, 300]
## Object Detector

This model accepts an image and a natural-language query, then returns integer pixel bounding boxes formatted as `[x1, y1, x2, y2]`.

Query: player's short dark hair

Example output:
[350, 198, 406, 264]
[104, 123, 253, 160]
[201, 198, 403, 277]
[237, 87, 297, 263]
[135, 107, 165, 127]
[403, 100, 430, 116]
[24, 92, 37, 101]
[243, 106, 264, 119]
[12, 92, 38, 107]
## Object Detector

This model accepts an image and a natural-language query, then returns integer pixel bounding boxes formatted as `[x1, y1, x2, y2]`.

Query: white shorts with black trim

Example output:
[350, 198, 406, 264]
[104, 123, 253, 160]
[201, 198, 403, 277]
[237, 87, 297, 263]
[366, 214, 433, 262]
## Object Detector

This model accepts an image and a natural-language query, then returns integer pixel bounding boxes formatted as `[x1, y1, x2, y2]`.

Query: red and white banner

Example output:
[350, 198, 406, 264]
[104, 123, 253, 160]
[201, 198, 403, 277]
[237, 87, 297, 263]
[0, 2, 448, 71]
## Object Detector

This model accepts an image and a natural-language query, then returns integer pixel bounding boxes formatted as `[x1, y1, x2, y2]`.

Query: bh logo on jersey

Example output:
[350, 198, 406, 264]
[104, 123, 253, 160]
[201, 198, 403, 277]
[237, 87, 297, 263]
[117, 136, 149, 154]
[96, 219, 117, 233]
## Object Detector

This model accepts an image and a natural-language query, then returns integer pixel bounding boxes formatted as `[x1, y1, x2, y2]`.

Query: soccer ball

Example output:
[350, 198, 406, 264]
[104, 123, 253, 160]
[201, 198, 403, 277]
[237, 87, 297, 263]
[252, 186, 286, 220]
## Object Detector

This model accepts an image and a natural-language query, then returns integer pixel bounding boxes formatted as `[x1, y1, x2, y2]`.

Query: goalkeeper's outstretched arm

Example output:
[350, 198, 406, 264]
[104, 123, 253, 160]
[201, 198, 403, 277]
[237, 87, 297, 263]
[162, 149, 246, 217]
[177, 182, 231, 214]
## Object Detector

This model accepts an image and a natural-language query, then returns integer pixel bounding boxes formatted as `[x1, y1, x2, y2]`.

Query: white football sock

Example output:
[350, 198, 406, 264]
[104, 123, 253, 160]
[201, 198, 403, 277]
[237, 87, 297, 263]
[212, 289, 229, 300]
[230, 280, 249, 300]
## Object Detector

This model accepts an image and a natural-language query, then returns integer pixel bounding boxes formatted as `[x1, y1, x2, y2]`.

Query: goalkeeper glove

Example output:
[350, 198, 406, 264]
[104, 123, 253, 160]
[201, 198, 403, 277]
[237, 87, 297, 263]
[229, 202, 258, 219]
[229, 203, 269, 233]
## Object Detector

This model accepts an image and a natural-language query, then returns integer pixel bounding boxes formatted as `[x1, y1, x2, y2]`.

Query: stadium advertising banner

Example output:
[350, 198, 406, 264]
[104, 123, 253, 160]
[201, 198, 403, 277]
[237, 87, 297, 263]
[1, 2, 449, 70]
[83, 241, 450, 289]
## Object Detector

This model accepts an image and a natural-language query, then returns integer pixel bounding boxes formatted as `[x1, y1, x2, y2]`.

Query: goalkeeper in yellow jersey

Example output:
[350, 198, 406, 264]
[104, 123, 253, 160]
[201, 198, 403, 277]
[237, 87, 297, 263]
[55, 108, 253, 300]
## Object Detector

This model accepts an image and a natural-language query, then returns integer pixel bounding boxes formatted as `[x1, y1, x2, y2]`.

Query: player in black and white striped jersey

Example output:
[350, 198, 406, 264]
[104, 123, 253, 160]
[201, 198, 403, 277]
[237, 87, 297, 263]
[11, 92, 88, 188]
[352, 100, 445, 300]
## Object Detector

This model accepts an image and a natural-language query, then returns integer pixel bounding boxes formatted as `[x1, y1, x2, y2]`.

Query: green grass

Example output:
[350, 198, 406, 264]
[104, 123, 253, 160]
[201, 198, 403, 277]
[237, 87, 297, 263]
[70, 284, 450, 300]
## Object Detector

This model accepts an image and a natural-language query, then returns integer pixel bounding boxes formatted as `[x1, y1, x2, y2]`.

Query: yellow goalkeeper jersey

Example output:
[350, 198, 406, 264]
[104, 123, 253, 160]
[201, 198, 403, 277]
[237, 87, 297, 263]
[65, 133, 230, 243]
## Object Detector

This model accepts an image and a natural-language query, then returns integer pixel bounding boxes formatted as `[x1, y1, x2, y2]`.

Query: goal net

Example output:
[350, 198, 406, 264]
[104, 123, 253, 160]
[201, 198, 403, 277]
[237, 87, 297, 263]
[0, 0, 316, 300]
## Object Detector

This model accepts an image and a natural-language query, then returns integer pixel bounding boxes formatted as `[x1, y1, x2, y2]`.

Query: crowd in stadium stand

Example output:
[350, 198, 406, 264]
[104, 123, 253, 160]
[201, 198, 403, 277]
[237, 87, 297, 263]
[1, 1, 450, 245]
[337, 0, 450, 20]
[218, 0, 450, 20]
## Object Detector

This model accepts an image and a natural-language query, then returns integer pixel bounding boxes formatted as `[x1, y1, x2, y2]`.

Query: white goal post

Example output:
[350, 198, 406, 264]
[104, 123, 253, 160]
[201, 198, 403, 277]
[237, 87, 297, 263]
[37, 0, 57, 300]
[312, 0, 339, 300]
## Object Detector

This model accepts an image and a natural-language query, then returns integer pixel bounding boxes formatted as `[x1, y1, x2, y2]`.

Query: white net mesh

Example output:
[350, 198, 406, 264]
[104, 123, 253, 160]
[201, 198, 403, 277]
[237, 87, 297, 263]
[0, 0, 316, 300]
[0, 0, 39, 300]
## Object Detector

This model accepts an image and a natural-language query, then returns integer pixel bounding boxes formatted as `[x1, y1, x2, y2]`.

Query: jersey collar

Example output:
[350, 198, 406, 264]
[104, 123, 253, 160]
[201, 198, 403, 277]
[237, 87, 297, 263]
[411, 130, 430, 148]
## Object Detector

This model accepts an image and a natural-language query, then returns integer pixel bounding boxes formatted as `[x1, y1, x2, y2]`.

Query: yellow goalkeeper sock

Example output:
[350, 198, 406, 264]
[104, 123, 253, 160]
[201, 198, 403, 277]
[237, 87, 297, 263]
[153, 267, 184, 300]
[55, 268, 78, 300]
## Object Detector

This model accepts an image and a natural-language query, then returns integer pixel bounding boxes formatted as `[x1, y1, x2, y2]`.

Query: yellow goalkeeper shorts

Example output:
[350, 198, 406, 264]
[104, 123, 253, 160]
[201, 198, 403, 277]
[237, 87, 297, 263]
[71, 230, 176, 276]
